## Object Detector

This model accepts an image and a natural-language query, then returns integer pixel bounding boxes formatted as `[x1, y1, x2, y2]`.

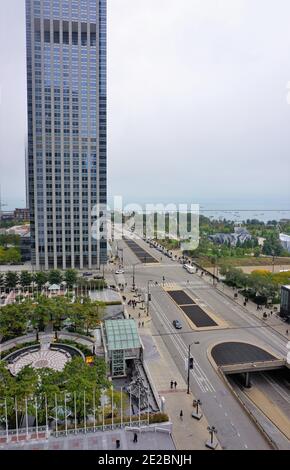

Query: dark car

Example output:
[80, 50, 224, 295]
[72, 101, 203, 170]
[173, 320, 182, 329]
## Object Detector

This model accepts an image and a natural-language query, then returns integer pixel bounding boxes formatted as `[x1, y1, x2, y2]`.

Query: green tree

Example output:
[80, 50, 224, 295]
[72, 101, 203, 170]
[254, 246, 261, 258]
[0, 303, 27, 340]
[20, 271, 33, 288]
[5, 271, 19, 289]
[59, 357, 109, 423]
[0, 272, 4, 288]
[33, 271, 48, 289]
[262, 234, 284, 256]
[3, 247, 21, 264]
[64, 269, 78, 288]
[48, 270, 63, 285]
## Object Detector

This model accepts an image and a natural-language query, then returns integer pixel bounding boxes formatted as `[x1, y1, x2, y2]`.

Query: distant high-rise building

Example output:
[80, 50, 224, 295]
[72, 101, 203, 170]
[25, 0, 107, 270]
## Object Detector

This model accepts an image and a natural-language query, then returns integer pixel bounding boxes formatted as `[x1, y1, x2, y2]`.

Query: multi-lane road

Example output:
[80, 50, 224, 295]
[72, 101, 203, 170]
[112, 235, 290, 450]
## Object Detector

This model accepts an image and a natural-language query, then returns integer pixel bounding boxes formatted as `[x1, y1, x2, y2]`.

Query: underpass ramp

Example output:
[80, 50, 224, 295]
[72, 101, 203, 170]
[211, 342, 285, 374]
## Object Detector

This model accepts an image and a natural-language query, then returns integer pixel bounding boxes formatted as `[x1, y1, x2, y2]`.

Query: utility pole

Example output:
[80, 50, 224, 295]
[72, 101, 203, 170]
[187, 344, 191, 394]
[132, 264, 138, 291]
[272, 250, 275, 274]
[147, 280, 153, 316]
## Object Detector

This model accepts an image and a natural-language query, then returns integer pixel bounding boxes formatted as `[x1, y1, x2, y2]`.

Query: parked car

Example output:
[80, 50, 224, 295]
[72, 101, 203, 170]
[173, 319, 182, 329]
[115, 269, 124, 275]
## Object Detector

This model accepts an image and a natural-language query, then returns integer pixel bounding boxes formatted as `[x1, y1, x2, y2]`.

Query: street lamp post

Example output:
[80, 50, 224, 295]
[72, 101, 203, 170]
[187, 343, 192, 395]
[192, 399, 203, 420]
[147, 280, 153, 316]
[187, 341, 200, 394]
[206, 425, 218, 449]
[272, 250, 275, 274]
[132, 263, 139, 291]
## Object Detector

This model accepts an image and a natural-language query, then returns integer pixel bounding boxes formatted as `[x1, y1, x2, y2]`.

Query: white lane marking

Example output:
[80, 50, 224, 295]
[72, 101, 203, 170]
[151, 296, 216, 393]
[261, 374, 290, 404]
[187, 284, 287, 355]
[153, 291, 216, 393]
[151, 297, 207, 392]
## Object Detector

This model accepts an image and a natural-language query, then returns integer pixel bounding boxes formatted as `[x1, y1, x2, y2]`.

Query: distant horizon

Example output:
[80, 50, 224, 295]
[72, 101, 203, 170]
[2, 197, 290, 224]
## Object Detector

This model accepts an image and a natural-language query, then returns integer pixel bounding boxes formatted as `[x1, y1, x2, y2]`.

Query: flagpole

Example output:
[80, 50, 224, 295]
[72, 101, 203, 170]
[15, 397, 19, 442]
[4, 398, 9, 443]
[129, 386, 132, 427]
[45, 394, 48, 436]
[121, 386, 123, 428]
[35, 397, 38, 439]
[111, 385, 114, 429]
[74, 392, 77, 433]
[25, 397, 28, 440]
[64, 393, 67, 436]
[93, 388, 96, 432]
[102, 395, 105, 431]
[84, 391, 87, 433]
[55, 393, 58, 435]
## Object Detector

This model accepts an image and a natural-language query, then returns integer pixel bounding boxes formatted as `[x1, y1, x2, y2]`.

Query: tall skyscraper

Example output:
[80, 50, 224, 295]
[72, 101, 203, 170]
[25, 0, 107, 270]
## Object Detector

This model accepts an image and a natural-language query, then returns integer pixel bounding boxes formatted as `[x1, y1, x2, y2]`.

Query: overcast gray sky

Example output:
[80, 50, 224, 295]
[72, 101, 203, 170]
[0, 0, 290, 210]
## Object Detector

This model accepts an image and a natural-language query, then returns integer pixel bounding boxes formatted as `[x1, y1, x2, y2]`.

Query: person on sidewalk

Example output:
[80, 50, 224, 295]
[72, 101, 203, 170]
[133, 433, 138, 443]
[116, 439, 121, 449]
[179, 410, 183, 420]
[170, 380, 173, 389]
[174, 381, 177, 389]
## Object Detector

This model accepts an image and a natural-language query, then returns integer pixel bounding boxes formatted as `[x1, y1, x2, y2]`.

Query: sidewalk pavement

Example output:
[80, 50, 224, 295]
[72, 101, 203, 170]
[105, 263, 220, 450]
[141, 326, 220, 450]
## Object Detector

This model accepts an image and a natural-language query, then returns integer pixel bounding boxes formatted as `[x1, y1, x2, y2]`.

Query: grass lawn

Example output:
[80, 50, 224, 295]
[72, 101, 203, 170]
[193, 256, 290, 268]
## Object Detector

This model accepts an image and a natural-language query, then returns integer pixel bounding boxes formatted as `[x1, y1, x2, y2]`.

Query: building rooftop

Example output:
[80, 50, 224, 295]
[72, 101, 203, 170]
[105, 319, 141, 351]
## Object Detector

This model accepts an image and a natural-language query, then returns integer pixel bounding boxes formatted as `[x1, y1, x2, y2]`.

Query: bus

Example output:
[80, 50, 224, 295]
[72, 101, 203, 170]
[184, 264, 195, 274]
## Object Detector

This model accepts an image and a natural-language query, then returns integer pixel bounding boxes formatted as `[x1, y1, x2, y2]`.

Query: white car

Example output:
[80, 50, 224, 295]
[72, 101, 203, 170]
[115, 269, 124, 275]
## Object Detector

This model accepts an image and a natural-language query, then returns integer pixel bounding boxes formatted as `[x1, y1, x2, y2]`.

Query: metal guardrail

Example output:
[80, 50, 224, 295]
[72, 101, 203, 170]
[221, 359, 286, 374]
[0, 421, 150, 441]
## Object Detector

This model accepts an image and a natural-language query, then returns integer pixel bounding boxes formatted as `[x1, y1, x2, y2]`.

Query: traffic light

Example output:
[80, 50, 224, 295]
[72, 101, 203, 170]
[189, 357, 194, 370]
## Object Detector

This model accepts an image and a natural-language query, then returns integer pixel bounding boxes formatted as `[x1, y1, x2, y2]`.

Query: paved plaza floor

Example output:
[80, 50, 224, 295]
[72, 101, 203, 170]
[0, 429, 175, 451]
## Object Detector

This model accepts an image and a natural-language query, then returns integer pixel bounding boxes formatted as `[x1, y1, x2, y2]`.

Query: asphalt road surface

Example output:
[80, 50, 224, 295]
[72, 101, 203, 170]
[113, 235, 289, 450]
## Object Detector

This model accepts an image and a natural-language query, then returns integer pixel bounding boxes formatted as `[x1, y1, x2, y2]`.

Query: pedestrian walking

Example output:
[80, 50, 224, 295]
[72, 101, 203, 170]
[174, 381, 177, 389]
[286, 329, 289, 336]
[138, 312, 141, 319]
[170, 380, 173, 389]
[116, 439, 120, 449]
[179, 410, 183, 420]
[133, 432, 138, 443]
[138, 322, 141, 328]
[142, 321, 144, 327]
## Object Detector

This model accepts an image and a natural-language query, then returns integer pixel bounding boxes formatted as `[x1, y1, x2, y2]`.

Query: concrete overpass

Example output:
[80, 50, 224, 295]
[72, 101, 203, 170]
[220, 359, 287, 375]
[211, 341, 287, 388]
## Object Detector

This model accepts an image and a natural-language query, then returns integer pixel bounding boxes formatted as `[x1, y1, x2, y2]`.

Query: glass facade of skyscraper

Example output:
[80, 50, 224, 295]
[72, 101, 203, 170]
[26, 0, 107, 270]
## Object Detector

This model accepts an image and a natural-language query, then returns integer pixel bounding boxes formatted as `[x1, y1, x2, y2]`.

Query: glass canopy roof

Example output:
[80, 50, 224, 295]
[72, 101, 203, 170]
[105, 320, 141, 351]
